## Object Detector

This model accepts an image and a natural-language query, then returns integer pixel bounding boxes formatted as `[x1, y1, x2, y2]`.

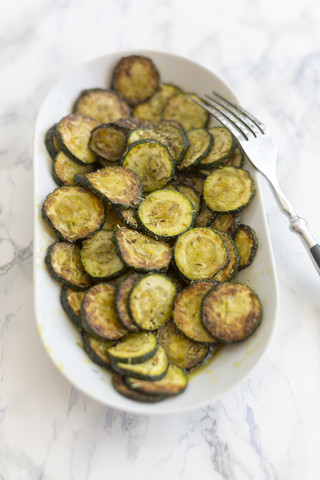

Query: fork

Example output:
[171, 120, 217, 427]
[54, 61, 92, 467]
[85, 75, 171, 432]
[193, 92, 320, 275]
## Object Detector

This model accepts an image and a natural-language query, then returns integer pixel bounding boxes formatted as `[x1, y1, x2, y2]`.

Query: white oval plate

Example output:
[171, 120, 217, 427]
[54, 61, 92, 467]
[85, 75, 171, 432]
[33, 50, 279, 415]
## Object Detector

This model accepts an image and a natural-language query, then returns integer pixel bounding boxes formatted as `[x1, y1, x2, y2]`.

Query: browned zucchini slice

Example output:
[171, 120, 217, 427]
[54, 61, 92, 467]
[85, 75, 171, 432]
[45, 124, 60, 159]
[174, 172, 204, 196]
[81, 331, 114, 369]
[45, 242, 92, 290]
[116, 208, 139, 230]
[234, 224, 258, 269]
[194, 202, 215, 228]
[42, 186, 105, 242]
[157, 321, 210, 371]
[225, 146, 244, 168]
[114, 273, 142, 331]
[173, 281, 220, 343]
[127, 127, 175, 158]
[114, 227, 172, 272]
[107, 332, 157, 364]
[200, 127, 235, 168]
[173, 227, 229, 282]
[201, 282, 262, 342]
[132, 83, 182, 122]
[203, 166, 255, 213]
[210, 211, 242, 237]
[73, 89, 131, 124]
[155, 120, 189, 164]
[52, 151, 96, 186]
[138, 189, 194, 239]
[128, 273, 176, 330]
[125, 363, 188, 396]
[112, 373, 167, 403]
[111, 55, 160, 106]
[80, 229, 126, 281]
[81, 283, 128, 340]
[212, 231, 240, 282]
[75, 166, 143, 209]
[179, 128, 213, 170]
[56, 114, 98, 165]
[122, 140, 174, 192]
[162, 93, 209, 131]
[102, 203, 126, 230]
[173, 184, 201, 216]
[60, 285, 86, 328]
[112, 345, 169, 381]
[88, 123, 128, 161]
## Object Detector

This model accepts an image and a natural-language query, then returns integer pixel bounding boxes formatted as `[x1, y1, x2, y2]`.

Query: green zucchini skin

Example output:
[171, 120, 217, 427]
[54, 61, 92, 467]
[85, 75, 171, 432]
[114, 272, 142, 331]
[178, 128, 213, 171]
[45, 124, 60, 159]
[212, 230, 240, 282]
[234, 224, 258, 269]
[60, 285, 86, 329]
[81, 331, 114, 370]
[52, 151, 96, 187]
[88, 122, 129, 161]
[112, 374, 167, 403]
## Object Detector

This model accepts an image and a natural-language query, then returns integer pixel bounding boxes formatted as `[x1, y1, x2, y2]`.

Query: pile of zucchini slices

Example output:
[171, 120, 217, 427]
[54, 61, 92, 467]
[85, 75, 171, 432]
[43, 54, 262, 404]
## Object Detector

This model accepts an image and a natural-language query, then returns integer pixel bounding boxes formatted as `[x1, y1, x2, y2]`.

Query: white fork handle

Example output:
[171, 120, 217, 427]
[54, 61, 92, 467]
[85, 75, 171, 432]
[267, 178, 320, 275]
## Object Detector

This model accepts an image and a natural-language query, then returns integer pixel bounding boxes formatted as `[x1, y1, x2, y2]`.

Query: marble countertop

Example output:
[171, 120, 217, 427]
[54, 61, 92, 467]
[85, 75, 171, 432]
[1, 0, 320, 478]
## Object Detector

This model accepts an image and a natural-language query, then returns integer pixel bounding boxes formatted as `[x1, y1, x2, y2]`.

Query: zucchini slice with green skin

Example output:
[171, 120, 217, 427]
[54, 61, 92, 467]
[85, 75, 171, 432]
[234, 224, 258, 269]
[162, 93, 209, 131]
[172, 184, 201, 216]
[114, 273, 143, 331]
[178, 128, 213, 170]
[173, 227, 229, 282]
[112, 344, 169, 381]
[225, 146, 244, 168]
[60, 285, 87, 329]
[103, 203, 126, 230]
[122, 140, 174, 192]
[75, 166, 143, 209]
[212, 231, 240, 282]
[73, 89, 131, 124]
[56, 114, 98, 165]
[81, 331, 114, 369]
[127, 127, 175, 159]
[111, 55, 160, 106]
[210, 212, 242, 238]
[137, 189, 194, 239]
[80, 229, 126, 281]
[155, 120, 190, 164]
[42, 186, 105, 243]
[173, 281, 220, 344]
[200, 127, 235, 168]
[52, 151, 96, 186]
[113, 227, 172, 272]
[88, 123, 128, 162]
[157, 321, 210, 371]
[45, 242, 93, 290]
[125, 363, 188, 397]
[128, 273, 177, 331]
[201, 282, 262, 343]
[107, 332, 157, 364]
[194, 202, 215, 228]
[203, 166, 256, 213]
[116, 208, 139, 230]
[132, 83, 182, 123]
[81, 283, 128, 340]
[112, 373, 167, 403]
[45, 124, 60, 159]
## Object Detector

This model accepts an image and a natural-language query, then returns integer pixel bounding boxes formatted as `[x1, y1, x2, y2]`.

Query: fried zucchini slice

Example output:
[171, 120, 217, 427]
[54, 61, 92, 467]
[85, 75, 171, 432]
[81, 283, 128, 340]
[179, 128, 213, 170]
[81, 331, 114, 369]
[173, 227, 229, 282]
[42, 186, 105, 242]
[162, 93, 209, 131]
[132, 83, 182, 122]
[174, 172, 204, 196]
[114, 227, 172, 272]
[116, 208, 139, 230]
[125, 363, 188, 396]
[201, 282, 262, 342]
[200, 127, 235, 168]
[45, 124, 60, 159]
[203, 166, 255, 213]
[45, 242, 92, 290]
[56, 114, 98, 165]
[127, 127, 175, 159]
[138, 189, 194, 239]
[225, 146, 244, 168]
[107, 332, 157, 364]
[194, 202, 215, 228]
[210, 212, 242, 237]
[122, 140, 174, 192]
[155, 120, 189, 164]
[114, 273, 142, 331]
[128, 273, 176, 331]
[80, 229, 126, 281]
[212, 231, 240, 281]
[52, 151, 96, 186]
[173, 184, 201, 216]
[73, 89, 131, 124]
[60, 285, 86, 329]
[111, 55, 160, 106]
[75, 166, 143, 209]
[112, 345, 169, 381]
[112, 373, 167, 403]
[88, 123, 128, 161]
[173, 281, 220, 343]
[103, 203, 126, 230]
[234, 224, 258, 269]
[157, 321, 210, 371]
